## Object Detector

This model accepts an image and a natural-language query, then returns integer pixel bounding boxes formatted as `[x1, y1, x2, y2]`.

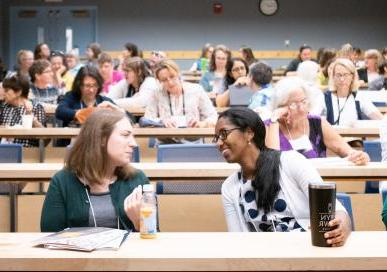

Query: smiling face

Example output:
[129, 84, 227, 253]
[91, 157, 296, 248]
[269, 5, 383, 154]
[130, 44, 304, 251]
[214, 117, 249, 163]
[285, 88, 309, 122]
[106, 117, 137, 167]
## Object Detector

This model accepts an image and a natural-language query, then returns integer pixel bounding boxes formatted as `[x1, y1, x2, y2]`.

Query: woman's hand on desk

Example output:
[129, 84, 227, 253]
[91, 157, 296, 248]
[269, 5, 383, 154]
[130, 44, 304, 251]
[324, 210, 351, 247]
[162, 118, 177, 128]
[347, 150, 370, 165]
[124, 185, 143, 231]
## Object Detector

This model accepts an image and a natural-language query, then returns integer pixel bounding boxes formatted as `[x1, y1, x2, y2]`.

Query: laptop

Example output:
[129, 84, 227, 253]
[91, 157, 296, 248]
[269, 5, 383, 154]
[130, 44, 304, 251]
[229, 85, 254, 107]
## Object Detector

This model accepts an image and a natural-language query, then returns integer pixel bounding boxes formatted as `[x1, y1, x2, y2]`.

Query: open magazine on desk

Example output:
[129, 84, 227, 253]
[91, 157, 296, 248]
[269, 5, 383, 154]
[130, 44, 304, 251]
[32, 227, 129, 252]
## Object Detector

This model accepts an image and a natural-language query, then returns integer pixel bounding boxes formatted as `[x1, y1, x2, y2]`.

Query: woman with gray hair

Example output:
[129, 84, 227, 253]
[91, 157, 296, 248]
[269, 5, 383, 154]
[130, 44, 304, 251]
[323, 58, 383, 126]
[265, 76, 369, 164]
[357, 49, 384, 89]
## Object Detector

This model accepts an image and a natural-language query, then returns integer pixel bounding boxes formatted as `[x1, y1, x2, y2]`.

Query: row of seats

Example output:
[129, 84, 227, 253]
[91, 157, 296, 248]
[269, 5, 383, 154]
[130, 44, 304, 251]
[1, 142, 386, 231]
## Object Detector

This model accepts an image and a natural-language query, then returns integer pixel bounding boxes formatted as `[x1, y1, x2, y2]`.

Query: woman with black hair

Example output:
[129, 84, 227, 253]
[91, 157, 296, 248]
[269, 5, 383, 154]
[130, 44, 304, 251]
[214, 107, 351, 247]
[55, 66, 120, 128]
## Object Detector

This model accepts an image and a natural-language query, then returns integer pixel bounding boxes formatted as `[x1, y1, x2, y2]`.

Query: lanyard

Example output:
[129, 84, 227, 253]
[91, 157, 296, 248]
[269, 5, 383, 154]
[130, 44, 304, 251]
[168, 89, 185, 116]
[334, 93, 351, 125]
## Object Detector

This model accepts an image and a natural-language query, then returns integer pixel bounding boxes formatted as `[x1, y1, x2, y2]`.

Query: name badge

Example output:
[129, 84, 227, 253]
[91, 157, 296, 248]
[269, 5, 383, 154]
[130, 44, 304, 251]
[289, 134, 313, 152]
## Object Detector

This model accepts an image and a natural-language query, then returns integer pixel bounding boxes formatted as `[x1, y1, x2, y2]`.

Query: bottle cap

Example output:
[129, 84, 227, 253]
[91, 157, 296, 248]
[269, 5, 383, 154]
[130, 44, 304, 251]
[142, 184, 154, 192]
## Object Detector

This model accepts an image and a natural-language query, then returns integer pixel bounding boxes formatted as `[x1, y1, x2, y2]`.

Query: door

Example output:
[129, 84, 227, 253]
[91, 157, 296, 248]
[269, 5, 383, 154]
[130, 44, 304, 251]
[9, 6, 97, 68]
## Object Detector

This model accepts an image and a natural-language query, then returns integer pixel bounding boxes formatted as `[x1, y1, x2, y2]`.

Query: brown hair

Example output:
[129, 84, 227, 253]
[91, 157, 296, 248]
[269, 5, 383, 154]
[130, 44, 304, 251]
[97, 52, 113, 66]
[29, 59, 51, 82]
[123, 56, 150, 86]
[65, 109, 136, 185]
[209, 44, 231, 72]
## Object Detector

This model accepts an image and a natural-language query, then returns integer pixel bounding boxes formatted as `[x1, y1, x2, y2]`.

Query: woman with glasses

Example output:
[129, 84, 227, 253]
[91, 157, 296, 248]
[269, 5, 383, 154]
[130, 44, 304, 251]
[265, 76, 369, 164]
[322, 58, 383, 127]
[144, 59, 217, 133]
[56, 66, 121, 129]
[215, 57, 249, 107]
[214, 107, 351, 245]
[108, 57, 158, 109]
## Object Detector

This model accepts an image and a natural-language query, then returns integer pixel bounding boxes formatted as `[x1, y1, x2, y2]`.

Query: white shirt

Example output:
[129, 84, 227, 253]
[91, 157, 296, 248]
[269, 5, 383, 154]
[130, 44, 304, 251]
[319, 92, 379, 127]
[221, 151, 346, 232]
[107, 77, 159, 109]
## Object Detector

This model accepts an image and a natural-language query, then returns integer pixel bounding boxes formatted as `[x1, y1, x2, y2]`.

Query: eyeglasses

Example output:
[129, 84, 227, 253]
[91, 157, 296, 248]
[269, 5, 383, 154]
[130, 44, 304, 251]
[212, 127, 240, 143]
[334, 73, 353, 80]
[231, 66, 246, 73]
[82, 83, 99, 89]
[288, 99, 309, 110]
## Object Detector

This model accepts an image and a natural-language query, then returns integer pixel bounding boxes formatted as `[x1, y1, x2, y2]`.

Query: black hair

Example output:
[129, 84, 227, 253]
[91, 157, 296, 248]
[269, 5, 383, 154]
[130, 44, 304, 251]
[124, 42, 139, 57]
[224, 57, 249, 89]
[218, 107, 281, 213]
[2, 74, 31, 98]
[71, 66, 103, 98]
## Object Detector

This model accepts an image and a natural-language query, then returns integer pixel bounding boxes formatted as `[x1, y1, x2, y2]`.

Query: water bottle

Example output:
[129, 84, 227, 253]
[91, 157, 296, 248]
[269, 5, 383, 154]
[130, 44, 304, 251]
[140, 184, 157, 239]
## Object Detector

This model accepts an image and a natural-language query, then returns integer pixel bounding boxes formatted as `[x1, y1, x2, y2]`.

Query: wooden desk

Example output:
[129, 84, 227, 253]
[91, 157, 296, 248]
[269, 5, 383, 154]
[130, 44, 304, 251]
[1, 161, 386, 182]
[0, 232, 386, 271]
[0, 126, 380, 139]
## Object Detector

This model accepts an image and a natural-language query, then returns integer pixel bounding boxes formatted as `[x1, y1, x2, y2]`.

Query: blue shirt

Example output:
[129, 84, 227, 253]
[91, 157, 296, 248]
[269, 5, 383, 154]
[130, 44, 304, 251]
[248, 84, 273, 110]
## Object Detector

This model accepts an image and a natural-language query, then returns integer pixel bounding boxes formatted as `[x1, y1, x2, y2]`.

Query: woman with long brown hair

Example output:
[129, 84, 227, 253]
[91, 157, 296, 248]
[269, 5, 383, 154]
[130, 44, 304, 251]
[41, 109, 149, 232]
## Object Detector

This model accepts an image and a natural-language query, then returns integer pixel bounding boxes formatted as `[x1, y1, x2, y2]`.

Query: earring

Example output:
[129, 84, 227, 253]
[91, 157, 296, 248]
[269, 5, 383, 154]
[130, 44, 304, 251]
[248, 141, 251, 145]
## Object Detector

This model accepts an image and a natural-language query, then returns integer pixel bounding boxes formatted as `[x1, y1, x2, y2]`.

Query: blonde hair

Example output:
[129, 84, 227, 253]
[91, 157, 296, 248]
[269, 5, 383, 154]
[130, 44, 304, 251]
[154, 59, 180, 79]
[328, 58, 359, 92]
[65, 110, 136, 185]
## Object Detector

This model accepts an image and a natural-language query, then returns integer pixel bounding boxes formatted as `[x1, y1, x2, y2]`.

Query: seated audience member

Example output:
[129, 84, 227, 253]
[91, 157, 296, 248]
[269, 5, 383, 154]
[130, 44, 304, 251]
[317, 48, 336, 89]
[382, 47, 387, 61]
[97, 52, 124, 94]
[240, 46, 257, 66]
[85, 42, 102, 68]
[65, 50, 83, 78]
[50, 51, 74, 92]
[322, 58, 383, 126]
[147, 50, 167, 73]
[369, 60, 387, 91]
[190, 43, 214, 72]
[247, 62, 274, 119]
[200, 44, 231, 96]
[265, 77, 369, 164]
[29, 59, 62, 111]
[296, 60, 324, 115]
[337, 43, 353, 60]
[285, 45, 313, 75]
[357, 49, 384, 89]
[34, 43, 51, 61]
[108, 57, 158, 109]
[123, 42, 140, 58]
[0, 74, 46, 146]
[41, 109, 149, 232]
[7, 50, 34, 80]
[215, 107, 351, 245]
[216, 57, 249, 107]
[352, 47, 365, 69]
[56, 66, 119, 128]
[144, 59, 217, 133]
[0, 57, 6, 82]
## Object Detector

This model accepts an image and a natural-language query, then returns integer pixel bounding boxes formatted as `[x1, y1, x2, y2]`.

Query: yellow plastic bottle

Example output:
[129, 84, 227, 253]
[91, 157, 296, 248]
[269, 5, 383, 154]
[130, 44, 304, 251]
[140, 184, 157, 239]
